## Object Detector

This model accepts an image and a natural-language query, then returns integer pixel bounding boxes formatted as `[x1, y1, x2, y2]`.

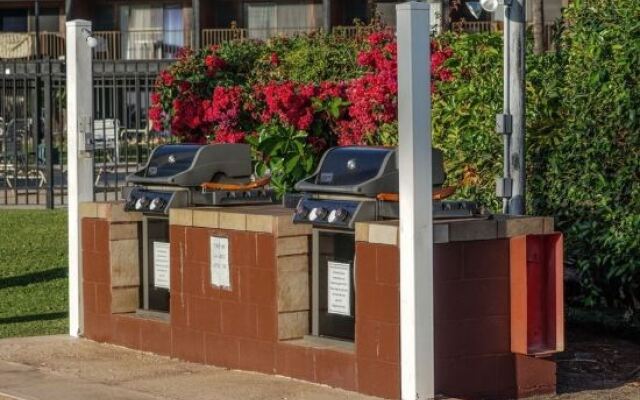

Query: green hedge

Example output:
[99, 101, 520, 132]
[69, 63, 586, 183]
[528, 0, 640, 315]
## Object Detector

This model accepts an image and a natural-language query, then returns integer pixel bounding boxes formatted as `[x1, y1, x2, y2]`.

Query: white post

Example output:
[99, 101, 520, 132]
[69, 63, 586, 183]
[66, 19, 94, 337]
[396, 2, 434, 400]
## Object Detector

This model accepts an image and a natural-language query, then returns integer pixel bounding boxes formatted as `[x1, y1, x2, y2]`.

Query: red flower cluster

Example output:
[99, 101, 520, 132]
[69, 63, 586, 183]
[149, 92, 164, 132]
[255, 82, 316, 131]
[171, 94, 205, 136]
[431, 43, 454, 85]
[203, 86, 242, 126]
[149, 30, 455, 149]
[205, 54, 226, 75]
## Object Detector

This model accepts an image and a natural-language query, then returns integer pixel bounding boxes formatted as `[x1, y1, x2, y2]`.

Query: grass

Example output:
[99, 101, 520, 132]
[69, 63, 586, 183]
[0, 210, 68, 338]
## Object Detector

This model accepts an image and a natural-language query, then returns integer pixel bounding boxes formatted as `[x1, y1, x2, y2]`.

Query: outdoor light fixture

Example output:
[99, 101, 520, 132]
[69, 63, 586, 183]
[479, 0, 500, 13]
[81, 28, 99, 49]
[480, 0, 512, 12]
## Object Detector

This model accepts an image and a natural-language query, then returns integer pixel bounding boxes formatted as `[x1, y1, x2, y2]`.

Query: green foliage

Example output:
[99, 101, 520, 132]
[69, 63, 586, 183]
[528, 0, 640, 315]
[432, 33, 504, 210]
[245, 124, 318, 195]
[251, 34, 365, 84]
[0, 210, 68, 338]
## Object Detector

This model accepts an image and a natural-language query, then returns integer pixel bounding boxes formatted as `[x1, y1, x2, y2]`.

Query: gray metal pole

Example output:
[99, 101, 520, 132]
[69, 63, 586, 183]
[192, 0, 200, 50]
[508, 0, 526, 214]
[35, 0, 40, 58]
[323, 0, 331, 32]
[502, 4, 511, 214]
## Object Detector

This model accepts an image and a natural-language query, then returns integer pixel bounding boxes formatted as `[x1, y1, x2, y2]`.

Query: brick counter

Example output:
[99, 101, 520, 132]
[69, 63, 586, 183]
[354, 217, 562, 398]
[80, 202, 563, 399]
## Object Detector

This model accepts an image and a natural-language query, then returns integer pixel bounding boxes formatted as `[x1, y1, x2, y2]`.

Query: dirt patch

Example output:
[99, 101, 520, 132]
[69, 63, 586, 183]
[554, 329, 640, 398]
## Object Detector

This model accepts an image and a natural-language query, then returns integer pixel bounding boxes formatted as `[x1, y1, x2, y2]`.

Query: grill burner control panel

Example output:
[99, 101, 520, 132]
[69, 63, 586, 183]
[197, 189, 274, 206]
[293, 198, 374, 229]
[124, 187, 187, 215]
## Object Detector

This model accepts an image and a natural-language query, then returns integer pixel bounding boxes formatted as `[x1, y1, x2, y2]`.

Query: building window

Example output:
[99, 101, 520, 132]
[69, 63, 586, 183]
[29, 8, 60, 32]
[0, 9, 28, 32]
[119, 4, 184, 59]
[245, 1, 322, 40]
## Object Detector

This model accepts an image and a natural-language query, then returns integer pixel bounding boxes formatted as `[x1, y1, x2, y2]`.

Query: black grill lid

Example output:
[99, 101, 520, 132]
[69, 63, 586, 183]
[294, 146, 445, 197]
[127, 143, 252, 187]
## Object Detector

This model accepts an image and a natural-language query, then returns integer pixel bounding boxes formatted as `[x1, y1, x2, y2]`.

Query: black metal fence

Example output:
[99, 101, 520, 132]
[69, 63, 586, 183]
[92, 60, 173, 203]
[0, 60, 66, 207]
[0, 59, 172, 208]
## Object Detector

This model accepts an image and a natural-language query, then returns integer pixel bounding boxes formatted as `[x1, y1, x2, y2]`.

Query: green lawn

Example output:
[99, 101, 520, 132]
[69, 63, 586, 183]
[0, 210, 68, 338]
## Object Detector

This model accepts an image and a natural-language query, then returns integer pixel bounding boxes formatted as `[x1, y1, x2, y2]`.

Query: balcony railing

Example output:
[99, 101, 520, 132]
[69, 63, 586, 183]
[0, 32, 65, 60]
[93, 30, 192, 60]
[0, 23, 560, 61]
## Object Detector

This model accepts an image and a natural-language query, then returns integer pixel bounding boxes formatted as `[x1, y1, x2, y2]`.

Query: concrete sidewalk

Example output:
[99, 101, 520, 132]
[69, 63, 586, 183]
[0, 335, 377, 400]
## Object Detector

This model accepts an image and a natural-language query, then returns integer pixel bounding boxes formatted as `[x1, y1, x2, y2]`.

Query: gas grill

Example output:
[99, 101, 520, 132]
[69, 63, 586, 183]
[122, 143, 274, 313]
[290, 146, 481, 341]
[124, 143, 273, 215]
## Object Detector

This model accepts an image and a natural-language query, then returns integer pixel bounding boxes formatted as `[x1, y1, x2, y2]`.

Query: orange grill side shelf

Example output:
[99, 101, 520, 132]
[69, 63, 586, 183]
[376, 186, 457, 202]
[200, 175, 271, 191]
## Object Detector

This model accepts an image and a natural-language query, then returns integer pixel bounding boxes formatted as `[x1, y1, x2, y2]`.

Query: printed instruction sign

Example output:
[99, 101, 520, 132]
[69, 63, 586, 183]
[210, 236, 230, 288]
[153, 241, 170, 289]
[327, 261, 351, 316]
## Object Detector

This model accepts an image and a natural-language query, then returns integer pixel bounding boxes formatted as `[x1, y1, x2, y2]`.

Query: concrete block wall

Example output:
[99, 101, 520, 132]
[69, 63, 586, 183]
[80, 202, 561, 400]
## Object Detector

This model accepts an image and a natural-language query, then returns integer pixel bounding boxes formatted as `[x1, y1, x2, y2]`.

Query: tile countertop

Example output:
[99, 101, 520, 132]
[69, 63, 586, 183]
[80, 201, 555, 245]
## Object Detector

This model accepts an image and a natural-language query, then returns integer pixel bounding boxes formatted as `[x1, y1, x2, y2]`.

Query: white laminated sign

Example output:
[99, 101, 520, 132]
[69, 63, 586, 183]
[327, 261, 351, 316]
[153, 241, 170, 289]
[210, 236, 230, 288]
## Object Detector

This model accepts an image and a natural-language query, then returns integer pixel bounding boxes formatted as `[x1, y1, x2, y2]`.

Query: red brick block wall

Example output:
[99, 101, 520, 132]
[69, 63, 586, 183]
[82, 215, 556, 400]
[82, 221, 359, 391]
[354, 240, 557, 399]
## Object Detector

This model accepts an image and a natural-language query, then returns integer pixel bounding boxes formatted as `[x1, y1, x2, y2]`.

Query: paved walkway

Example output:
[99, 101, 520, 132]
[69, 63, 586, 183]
[0, 335, 376, 400]
[1, 335, 638, 400]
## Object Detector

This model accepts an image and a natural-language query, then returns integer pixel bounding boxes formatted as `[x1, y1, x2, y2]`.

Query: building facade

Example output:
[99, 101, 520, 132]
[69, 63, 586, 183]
[0, 0, 567, 60]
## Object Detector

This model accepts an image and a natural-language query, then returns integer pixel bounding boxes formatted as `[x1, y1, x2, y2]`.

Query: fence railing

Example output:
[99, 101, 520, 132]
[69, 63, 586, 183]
[93, 30, 192, 60]
[0, 60, 66, 207]
[452, 21, 502, 33]
[91, 60, 175, 203]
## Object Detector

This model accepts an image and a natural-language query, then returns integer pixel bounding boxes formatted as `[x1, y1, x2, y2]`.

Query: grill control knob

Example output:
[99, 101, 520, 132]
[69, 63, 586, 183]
[134, 196, 149, 211]
[149, 197, 165, 211]
[296, 204, 309, 219]
[308, 207, 327, 222]
[328, 208, 348, 223]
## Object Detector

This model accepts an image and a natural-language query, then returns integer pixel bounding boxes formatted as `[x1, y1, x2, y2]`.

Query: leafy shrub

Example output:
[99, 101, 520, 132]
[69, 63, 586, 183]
[528, 0, 640, 316]
[432, 33, 503, 210]
[150, 31, 454, 194]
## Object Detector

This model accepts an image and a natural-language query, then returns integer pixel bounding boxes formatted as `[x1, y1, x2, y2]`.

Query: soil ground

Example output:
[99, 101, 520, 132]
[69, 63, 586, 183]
[0, 329, 638, 400]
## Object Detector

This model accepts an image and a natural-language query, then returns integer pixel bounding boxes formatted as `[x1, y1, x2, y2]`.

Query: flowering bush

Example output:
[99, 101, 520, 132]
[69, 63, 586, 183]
[149, 29, 454, 193]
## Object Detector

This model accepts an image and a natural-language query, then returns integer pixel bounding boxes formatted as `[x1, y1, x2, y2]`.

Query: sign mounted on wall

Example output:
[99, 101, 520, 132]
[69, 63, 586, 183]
[327, 261, 351, 316]
[153, 241, 170, 289]
[210, 236, 230, 288]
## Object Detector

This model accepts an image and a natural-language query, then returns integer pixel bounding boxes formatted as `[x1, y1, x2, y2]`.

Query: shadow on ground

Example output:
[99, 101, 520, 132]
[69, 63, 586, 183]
[0, 312, 67, 325]
[0, 268, 67, 290]
[556, 329, 640, 394]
